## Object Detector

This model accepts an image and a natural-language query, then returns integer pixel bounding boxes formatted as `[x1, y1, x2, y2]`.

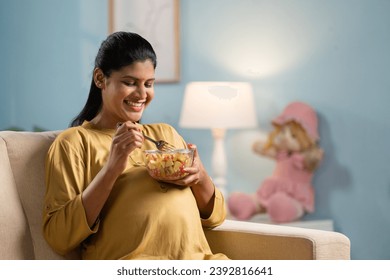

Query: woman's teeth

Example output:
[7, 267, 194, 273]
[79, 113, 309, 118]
[124, 100, 143, 107]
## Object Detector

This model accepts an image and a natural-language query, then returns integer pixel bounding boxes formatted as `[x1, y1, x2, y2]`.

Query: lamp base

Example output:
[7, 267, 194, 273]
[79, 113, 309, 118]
[211, 128, 228, 198]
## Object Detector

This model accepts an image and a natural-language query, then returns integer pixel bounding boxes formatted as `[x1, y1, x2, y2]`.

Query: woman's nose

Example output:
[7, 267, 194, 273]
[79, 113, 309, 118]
[136, 86, 147, 98]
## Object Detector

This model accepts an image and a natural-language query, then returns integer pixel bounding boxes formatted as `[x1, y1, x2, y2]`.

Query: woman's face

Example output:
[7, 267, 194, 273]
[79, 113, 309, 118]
[96, 59, 155, 128]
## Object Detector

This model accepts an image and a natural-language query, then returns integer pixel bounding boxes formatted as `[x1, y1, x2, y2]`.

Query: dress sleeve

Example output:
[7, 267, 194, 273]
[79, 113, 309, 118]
[201, 186, 226, 228]
[42, 132, 98, 255]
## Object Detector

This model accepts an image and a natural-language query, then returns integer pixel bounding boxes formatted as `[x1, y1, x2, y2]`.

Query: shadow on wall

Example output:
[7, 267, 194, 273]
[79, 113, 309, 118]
[308, 112, 352, 220]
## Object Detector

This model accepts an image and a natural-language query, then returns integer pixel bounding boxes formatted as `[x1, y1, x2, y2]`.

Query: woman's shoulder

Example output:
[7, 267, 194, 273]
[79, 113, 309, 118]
[46, 126, 90, 158]
[52, 126, 94, 152]
[56, 125, 89, 142]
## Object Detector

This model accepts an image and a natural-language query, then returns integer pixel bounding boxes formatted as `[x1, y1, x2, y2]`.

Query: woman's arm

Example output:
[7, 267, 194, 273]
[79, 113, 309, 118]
[185, 145, 216, 218]
[82, 122, 144, 227]
[43, 122, 144, 255]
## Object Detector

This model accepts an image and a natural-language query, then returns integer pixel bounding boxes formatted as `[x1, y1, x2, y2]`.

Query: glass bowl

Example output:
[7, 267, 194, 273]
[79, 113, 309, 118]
[144, 149, 194, 180]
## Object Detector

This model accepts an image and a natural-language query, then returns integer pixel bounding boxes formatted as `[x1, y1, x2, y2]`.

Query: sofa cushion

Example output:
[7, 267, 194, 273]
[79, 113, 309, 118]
[0, 131, 79, 259]
[0, 136, 35, 259]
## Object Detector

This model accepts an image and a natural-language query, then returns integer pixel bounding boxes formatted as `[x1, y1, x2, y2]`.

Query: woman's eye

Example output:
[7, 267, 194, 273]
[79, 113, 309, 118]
[145, 83, 153, 88]
[123, 81, 135, 86]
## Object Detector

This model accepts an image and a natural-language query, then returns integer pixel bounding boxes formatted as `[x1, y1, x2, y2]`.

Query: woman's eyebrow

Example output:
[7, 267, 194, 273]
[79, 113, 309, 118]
[121, 75, 155, 82]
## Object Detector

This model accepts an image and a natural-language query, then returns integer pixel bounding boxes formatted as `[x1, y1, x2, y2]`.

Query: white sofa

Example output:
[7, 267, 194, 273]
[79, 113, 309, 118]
[0, 130, 350, 260]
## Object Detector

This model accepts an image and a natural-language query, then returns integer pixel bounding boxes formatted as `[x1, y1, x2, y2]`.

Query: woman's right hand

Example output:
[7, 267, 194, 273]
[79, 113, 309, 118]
[105, 121, 144, 177]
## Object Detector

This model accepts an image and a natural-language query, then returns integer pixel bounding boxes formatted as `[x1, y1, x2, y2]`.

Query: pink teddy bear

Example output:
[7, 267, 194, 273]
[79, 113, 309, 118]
[228, 102, 323, 223]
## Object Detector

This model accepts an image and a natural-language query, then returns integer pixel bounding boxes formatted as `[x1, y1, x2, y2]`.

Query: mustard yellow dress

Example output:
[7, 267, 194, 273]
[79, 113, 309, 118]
[42, 121, 228, 260]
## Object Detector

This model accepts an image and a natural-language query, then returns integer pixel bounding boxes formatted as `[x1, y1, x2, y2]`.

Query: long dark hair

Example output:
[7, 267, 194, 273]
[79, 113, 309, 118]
[70, 32, 157, 127]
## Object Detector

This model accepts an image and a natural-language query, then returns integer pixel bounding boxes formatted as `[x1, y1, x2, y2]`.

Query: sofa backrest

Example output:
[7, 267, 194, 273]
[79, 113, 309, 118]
[0, 131, 80, 260]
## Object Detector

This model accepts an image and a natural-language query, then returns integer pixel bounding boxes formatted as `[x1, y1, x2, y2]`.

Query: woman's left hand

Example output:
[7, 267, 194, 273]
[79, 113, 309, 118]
[162, 144, 207, 188]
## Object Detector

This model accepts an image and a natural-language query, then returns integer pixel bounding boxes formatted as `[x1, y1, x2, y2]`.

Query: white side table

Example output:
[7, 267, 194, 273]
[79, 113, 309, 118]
[232, 213, 334, 231]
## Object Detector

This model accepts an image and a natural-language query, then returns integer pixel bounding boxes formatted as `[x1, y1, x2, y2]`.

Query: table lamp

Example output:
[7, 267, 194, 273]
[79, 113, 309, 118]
[179, 81, 257, 197]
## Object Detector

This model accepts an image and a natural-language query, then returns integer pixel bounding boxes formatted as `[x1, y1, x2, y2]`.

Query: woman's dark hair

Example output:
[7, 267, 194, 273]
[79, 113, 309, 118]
[70, 32, 157, 127]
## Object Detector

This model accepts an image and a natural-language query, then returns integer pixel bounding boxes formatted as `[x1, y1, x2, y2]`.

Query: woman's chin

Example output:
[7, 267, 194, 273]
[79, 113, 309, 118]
[124, 112, 143, 122]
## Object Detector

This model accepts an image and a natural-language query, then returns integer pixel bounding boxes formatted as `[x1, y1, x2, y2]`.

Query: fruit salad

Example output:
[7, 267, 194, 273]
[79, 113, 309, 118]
[145, 149, 194, 180]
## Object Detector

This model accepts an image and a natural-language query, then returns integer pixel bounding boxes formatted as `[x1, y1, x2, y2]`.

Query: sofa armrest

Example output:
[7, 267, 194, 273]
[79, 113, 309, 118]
[204, 219, 350, 260]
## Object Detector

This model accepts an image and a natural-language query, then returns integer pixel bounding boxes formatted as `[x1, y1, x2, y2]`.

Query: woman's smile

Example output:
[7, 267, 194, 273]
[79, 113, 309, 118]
[123, 99, 146, 112]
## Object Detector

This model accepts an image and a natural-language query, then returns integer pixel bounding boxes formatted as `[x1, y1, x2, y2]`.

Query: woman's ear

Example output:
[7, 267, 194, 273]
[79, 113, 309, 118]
[93, 68, 105, 89]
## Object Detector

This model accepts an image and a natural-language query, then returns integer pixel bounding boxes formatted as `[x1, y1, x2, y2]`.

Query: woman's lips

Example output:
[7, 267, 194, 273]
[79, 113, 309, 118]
[124, 100, 145, 112]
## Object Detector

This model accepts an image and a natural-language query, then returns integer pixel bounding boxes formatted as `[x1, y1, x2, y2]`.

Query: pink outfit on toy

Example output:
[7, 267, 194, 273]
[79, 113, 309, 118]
[257, 151, 315, 221]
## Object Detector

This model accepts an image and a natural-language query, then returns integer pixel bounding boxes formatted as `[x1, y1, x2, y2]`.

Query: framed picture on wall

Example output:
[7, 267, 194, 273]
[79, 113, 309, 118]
[109, 0, 180, 83]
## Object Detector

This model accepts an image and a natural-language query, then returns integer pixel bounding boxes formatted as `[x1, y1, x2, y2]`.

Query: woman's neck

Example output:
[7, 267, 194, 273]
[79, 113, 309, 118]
[90, 114, 117, 130]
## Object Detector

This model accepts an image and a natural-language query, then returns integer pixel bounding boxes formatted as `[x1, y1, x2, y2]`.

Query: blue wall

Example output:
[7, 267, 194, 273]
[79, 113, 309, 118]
[1, 0, 389, 260]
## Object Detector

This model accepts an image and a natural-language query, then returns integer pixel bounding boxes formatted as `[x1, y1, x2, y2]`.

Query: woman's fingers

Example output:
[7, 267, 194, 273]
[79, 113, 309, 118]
[114, 131, 143, 151]
[113, 121, 144, 153]
[116, 121, 142, 133]
[161, 176, 198, 187]
[160, 166, 201, 186]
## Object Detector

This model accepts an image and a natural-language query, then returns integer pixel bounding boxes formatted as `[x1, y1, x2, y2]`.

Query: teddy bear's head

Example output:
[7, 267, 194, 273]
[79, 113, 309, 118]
[253, 101, 323, 171]
[272, 101, 319, 140]
[264, 120, 315, 153]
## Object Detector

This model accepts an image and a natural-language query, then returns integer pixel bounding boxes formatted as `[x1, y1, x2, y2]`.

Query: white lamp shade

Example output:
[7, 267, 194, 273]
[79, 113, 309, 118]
[179, 81, 258, 129]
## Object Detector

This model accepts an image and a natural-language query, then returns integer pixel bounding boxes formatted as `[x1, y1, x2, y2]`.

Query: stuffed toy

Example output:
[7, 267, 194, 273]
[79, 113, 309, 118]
[228, 101, 324, 223]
